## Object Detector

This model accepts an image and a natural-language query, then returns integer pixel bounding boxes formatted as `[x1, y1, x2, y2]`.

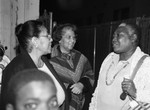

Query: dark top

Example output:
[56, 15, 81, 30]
[0, 50, 69, 110]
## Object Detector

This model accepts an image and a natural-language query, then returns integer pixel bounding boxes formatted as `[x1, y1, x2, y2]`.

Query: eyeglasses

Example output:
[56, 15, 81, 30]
[63, 35, 77, 41]
[40, 34, 52, 40]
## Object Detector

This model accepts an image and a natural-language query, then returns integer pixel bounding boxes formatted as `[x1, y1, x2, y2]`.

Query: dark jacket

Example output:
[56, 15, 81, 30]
[0, 50, 69, 110]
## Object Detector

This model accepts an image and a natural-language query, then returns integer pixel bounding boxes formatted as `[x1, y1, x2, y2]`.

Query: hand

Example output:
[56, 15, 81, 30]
[70, 82, 84, 94]
[121, 78, 136, 99]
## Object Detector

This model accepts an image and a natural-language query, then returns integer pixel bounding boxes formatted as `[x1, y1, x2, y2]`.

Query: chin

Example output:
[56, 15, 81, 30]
[43, 51, 50, 55]
[69, 46, 74, 50]
[113, 48, 121, 54]
[47, 50, 51, 54]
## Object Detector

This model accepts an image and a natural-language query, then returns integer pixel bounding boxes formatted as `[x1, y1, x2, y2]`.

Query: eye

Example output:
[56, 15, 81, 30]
[48, 98, 58, 108]
[24, 103, 37, 110]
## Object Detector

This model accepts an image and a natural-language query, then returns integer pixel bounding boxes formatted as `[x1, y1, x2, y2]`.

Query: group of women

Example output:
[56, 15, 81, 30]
[0, 20, 95, 110]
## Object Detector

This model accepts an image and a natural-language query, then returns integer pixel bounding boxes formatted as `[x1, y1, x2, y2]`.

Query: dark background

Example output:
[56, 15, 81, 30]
[40, 0, 150, 27]
[39, 1, 150, 110]
[39, 0, 150, 87]
[39, 0, 111, 26]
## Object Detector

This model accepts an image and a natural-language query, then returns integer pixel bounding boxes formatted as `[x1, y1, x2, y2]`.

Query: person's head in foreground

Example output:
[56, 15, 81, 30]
[6, 69, 58, 110]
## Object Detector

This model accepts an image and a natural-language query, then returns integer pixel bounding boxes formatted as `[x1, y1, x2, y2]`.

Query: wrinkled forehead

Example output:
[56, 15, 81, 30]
[62, 28, 75, 35]
[62, 27, 73, 32]
[115, 26, 129, 34]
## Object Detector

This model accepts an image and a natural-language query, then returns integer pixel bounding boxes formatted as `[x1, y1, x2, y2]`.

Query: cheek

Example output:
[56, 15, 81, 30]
[60, 39, 67, 46]
[41, 40, 49, 47]
[121, 39, 131, 46]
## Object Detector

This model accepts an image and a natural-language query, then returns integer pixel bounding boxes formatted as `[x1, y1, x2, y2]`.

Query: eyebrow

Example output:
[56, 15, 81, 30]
[25, 98, 40, 102]
[49, 95, 57, 100]
[25, 94, 57, 101]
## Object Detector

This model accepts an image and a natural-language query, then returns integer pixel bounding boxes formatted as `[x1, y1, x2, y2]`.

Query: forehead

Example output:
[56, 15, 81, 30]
[115, 26, 129, 34]
[16, 81, 56, 101]
[115, 25, 133, 35]
[62, 28, 74, 34]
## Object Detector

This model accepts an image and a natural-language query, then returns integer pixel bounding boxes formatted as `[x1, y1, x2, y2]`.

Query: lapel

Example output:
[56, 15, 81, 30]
[42, 56, 69, 110]
[21, 50, 37, 69]
[41, 56, 68, 93]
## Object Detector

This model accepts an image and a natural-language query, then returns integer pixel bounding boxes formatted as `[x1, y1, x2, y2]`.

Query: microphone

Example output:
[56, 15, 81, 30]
[120, 92, 127, 100]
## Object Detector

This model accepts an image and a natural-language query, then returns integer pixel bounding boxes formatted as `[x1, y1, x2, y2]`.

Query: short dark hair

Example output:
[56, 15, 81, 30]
[52, 23, 77, 42]
[6, 69, 55, 106]
[15, 20, 45, 50]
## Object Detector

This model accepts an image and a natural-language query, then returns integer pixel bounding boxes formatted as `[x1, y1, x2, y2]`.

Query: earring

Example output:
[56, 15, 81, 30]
[35, 44, 38, 48]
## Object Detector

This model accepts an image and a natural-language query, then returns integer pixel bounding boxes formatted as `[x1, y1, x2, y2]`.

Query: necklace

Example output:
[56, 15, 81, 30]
[105, 61, 129, 86]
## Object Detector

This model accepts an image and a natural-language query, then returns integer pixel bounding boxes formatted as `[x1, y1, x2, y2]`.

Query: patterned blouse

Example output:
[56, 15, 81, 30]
[50, 44, 95, 110]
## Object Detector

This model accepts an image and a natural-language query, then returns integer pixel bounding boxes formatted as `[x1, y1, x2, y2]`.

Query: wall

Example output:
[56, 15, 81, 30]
[0, 0, 39, 60]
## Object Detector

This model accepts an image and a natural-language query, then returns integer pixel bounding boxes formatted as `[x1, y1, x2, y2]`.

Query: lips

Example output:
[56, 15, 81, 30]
[113, 43, 119, 48]
[68, 42, 74, 47]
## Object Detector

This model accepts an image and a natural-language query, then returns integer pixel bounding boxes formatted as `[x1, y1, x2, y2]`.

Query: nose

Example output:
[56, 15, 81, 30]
[112, 35, 118, 45]
[112, 37, 116, 42]
[71, 37, 76, 43]
[40, 105, 49, 110]
[112, 34, 118, 42]
[40, 105, 59, 110]
[48, 35, 53, 42]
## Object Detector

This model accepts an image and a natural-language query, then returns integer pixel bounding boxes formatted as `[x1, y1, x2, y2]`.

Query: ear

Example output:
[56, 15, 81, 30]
[59, 40, 61, 44]
[31, 37, 38, 47]
[6, 104, 14, 110]
[131, 34, 137, 43]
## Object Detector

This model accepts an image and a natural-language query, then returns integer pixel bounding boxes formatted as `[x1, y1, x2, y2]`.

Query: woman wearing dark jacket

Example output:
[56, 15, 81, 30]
[0, 20, 69, 110]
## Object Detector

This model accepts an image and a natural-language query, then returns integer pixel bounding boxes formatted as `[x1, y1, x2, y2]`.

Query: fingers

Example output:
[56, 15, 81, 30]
[70, 83, 83, 94]
[122, 78, 131, 92]
[121, 78, 136, 98]
[71, 87, 81, 94]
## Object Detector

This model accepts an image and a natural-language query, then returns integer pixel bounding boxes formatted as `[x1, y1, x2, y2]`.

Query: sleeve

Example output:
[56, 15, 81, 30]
[89, 52, 114, 110]
[79, 77, 92, 93]
[89, 82, 99, 110]
[79, 56, 95, 93]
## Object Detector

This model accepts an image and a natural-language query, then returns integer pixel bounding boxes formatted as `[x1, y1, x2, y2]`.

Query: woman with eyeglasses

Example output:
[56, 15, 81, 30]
[50, 23, 95, 110]
[0, 20, 69, 110]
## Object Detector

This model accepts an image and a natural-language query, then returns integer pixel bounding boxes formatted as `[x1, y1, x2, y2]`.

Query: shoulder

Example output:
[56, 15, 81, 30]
[72, 49, 82, 56]
[99, 52, 117, 68]
[51, 44, 59, 57]
[73, 49, 88, 57]
[72, 49, 90, 63]
[2, 55, 23, 83]
[103, 52, 116, 63]
[4, 54, 26, 72]
[142, 55, 150, 66]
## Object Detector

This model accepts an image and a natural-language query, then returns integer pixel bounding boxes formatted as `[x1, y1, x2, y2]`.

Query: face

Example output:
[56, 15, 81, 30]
[13, 81, 58, 110]
[59, 28, 76, 52]
[37, 27, 53, 55]
[112, 26, 134, 54]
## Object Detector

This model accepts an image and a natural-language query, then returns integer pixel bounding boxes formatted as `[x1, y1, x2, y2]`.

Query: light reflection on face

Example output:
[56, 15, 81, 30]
[14, 81, 58, 110]
[38, 27, 53, 54]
